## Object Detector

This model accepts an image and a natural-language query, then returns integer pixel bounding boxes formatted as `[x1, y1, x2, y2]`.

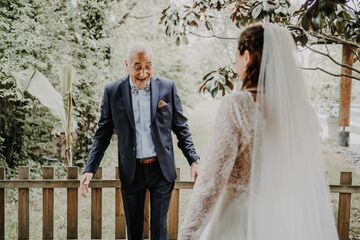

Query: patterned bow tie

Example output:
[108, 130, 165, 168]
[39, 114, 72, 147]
[131, 85, 150, 93]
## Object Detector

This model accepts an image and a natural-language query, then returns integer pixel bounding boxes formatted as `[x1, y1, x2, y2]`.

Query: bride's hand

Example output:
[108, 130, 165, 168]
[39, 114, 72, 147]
[190, 161, 199, 182]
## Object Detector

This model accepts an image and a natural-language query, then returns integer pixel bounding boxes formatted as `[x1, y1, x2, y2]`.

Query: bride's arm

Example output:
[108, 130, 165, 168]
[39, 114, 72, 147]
[179, 95, 243, 240]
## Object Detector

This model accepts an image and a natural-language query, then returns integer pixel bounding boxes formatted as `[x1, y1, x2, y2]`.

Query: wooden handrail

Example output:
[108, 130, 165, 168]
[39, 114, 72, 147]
[0, 180, 359, 193]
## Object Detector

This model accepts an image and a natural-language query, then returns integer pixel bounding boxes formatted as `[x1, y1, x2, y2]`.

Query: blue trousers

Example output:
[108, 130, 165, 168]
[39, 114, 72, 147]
[121, 161, 174, 240]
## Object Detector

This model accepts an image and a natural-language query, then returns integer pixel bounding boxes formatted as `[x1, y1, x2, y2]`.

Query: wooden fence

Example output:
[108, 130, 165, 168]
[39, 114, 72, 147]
[0, 167, 359, 240]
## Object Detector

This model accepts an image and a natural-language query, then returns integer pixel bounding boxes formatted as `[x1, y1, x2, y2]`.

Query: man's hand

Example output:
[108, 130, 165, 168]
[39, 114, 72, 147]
[80, 172, 94, 198]
[190, 161, 199, 182]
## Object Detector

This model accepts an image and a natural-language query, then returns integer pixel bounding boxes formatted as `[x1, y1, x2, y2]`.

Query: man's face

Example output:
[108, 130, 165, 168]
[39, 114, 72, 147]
[126, 52, 153, 88]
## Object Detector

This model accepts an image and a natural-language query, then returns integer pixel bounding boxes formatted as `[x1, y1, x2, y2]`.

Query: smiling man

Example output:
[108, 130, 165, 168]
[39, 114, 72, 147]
[79, 41, 200, 240]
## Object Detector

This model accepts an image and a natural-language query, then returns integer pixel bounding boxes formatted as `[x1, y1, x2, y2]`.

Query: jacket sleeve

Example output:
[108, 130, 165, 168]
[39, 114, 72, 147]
[83, 86, 114, 175]
[171, 82, 199, 165]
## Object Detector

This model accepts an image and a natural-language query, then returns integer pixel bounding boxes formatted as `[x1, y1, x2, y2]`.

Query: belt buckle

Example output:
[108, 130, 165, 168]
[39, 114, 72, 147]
[140, 157, 156, 165]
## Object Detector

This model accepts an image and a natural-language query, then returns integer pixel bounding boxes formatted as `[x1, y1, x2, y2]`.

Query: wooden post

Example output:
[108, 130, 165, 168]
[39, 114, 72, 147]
[337, 172, 352, 240]
[43, 167, 54, 239]
[144, 190, 150, 238]
[115, 167, 126, 239]
[338, 45, 354, 129]
[168, 168, 180, 240]
[91, 167, 102, 239]
[67, 166, 78, 239]
[0, 167, 4, 240]
[18, 167, 29, 240]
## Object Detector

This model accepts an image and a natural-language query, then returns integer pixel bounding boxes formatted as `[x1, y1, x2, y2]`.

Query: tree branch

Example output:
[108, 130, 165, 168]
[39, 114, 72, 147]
[310, 32, 360, 49]
[128, 14, 153, 19]
[305, 45, 360, 75]
[302, 67, 360, 81]
[287, 25, 357, 47]
[188, 30, 238, 40]
[118, 2, 138, 25]
[350, 48, 360, 64]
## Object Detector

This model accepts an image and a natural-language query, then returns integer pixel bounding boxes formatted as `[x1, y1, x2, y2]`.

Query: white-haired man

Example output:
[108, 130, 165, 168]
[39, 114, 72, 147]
[79, 42, 200, 240]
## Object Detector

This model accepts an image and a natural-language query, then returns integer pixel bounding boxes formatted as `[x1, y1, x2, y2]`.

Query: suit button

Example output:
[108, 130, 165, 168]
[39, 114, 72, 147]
[133, 147, 136, 151]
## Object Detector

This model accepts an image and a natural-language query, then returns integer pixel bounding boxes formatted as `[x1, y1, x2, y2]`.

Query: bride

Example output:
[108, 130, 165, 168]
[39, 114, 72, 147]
[179, 23, 339, 240]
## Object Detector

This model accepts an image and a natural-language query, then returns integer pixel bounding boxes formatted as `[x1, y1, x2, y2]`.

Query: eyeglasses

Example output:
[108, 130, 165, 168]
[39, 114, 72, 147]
[132, 65, 152, 73]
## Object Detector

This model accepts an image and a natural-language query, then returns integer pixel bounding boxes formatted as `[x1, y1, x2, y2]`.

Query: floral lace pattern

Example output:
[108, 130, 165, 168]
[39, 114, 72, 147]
[179, 91, 255, 240]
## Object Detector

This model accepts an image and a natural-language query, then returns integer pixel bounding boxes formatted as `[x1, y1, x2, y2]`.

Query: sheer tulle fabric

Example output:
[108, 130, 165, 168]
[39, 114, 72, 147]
[247, 23, 338, 240]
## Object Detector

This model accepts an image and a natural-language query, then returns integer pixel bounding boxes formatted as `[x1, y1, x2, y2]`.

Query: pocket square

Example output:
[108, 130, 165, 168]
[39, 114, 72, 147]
[158, 100, 168, 108]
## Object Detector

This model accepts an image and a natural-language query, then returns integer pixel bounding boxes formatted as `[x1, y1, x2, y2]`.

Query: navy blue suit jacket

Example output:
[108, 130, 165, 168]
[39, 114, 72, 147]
[83, 76, 199, 187]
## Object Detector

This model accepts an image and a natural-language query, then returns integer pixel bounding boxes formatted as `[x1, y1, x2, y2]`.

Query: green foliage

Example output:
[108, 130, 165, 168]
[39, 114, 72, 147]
[73, 78, 98, 167]
[0, 136, 5, 162]
[160, 0, 360, 97]
[80, 0, 109, 40]
[0, 0, 124, 172]
[231, 0, 291, 27]
[199, 66, 236, 97]
[0, 80, 31, 168]
[298, 0, 359, 38]
[22, 103, 58, 164]
[14, 66, 77, 166]
[0, 0, 71, 173]
[0, 78, 56, 171]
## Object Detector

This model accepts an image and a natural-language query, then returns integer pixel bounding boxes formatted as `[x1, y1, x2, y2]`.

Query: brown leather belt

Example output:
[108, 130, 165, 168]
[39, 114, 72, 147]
[139, 157, 157, 165]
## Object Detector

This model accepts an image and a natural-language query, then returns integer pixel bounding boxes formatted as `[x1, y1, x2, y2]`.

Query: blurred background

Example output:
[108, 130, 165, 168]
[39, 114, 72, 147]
[1, 0, 359, 239]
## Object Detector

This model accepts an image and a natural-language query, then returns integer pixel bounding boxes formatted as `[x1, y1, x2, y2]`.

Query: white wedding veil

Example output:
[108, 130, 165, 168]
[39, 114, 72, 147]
[246, 23, 339, 240]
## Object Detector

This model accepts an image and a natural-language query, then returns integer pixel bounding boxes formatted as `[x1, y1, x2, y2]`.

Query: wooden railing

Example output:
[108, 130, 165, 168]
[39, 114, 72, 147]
[0, 167, 359, 240]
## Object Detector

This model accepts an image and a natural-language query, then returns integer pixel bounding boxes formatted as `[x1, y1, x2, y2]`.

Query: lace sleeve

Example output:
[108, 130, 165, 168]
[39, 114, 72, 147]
[179, 95, 243, 240]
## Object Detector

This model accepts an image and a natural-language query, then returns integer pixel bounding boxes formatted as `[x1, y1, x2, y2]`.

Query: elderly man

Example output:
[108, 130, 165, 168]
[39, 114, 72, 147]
[79, 42, 199, 240]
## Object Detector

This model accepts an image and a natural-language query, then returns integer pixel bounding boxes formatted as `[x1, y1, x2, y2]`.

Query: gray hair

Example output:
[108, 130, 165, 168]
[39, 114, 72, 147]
[126, 41, 154, 63]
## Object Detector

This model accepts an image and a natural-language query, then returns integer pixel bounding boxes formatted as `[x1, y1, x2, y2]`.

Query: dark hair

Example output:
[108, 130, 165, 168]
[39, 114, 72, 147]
[238, 24, 264, 89]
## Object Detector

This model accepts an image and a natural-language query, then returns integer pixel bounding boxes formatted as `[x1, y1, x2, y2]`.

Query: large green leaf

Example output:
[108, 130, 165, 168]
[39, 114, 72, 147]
[14, 69, 67, 131]
[60, 65, 74, 96]
[60, 65, 74, 126]
[252, 4, 263, 19]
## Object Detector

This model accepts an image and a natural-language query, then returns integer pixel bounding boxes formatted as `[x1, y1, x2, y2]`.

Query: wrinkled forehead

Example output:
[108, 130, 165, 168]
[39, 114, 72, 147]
[129, 51, 153, 66]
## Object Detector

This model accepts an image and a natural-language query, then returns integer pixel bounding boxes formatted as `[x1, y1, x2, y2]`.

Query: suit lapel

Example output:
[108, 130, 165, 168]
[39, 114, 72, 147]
[150, 77, 160, 122]
[120, 76, 135, 129]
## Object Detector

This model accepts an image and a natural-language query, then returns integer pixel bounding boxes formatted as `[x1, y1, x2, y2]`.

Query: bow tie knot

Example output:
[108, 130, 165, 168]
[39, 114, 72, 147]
[131, 85, 150, 93]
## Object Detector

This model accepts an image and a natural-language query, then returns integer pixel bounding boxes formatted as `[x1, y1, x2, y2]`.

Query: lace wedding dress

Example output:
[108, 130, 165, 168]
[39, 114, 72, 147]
[180, 91, 255, 240]
[179, 23, 339, 240]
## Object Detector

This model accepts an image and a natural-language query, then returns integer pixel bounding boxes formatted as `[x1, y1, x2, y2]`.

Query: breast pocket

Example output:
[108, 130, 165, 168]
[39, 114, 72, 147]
[156, 104, 172, 125]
